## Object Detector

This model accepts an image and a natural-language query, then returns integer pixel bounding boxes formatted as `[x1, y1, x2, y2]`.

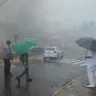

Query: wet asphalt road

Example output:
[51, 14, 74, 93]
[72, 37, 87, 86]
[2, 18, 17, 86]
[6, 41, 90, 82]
[0, 59, 86, 96]
[0, 48, 87, 96]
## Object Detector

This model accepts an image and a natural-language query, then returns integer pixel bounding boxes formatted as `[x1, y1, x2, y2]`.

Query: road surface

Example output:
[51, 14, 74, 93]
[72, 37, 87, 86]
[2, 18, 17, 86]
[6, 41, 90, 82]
[0, 48, 87, 96]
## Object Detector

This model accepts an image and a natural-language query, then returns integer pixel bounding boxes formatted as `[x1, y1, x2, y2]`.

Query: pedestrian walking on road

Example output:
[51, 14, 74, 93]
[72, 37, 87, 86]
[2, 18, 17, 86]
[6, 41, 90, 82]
[85, 50, 96, 88]
[3, 40, 13, 78]
[16, 53, 32, 84]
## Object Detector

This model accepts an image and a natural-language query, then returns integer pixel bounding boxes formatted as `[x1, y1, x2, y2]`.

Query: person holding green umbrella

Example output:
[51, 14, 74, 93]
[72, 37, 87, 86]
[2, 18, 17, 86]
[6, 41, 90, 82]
[12, 38, 38, 84]
[16, 53, 32, 83]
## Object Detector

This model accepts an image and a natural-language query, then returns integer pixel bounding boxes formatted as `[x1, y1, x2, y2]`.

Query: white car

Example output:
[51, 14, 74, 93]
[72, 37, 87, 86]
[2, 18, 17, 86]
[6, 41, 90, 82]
[44, 47, 64, 60]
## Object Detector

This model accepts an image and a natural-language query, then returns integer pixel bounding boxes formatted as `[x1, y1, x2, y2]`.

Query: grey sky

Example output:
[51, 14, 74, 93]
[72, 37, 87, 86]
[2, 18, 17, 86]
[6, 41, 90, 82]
[63, 0, 96, 26]
[0, 0, 96, 28]
[46, 0, 96, 27]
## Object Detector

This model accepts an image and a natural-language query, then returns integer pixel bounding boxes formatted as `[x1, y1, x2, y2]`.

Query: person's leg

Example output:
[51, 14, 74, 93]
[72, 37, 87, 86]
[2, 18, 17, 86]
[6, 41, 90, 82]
[16, 68, 26, 84]
[94, 67, 96, 84]
[3, 59, 11, 90]
[3, 59, 6, 77]
[16, 67, 25, 87]
[7, 60, 12, 77]
[3, 59, 9, 78]
[25, 65, 32, 82]
[87, 66, 95, 87]
[8, 60, 12, 76]
[17, 66, 26, 79]
[25, 65, 28, 81]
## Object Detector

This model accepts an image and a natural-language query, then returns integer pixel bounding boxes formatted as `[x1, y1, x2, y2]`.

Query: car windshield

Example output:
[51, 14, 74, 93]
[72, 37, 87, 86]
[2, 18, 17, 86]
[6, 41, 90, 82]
[45, 48, 55, 51]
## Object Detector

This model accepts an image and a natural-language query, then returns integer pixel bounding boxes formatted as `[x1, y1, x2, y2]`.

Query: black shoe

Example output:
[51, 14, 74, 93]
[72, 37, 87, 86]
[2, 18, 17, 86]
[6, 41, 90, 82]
[27, 78, 32, 82]
[16, 77, 20, 83]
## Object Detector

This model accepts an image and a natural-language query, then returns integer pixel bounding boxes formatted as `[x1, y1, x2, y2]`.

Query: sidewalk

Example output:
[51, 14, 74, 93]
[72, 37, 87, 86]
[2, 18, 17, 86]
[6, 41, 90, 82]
[55, 74, 96, 96]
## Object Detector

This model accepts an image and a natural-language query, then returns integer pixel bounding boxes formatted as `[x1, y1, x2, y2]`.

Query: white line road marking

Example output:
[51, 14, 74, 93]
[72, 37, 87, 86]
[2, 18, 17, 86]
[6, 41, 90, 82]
[63, 58, 77, 61]
[11, 65, 16, 68]
[65, 60, 81, 63]
[45, 58, 86, 67]
[60, 58, 86, 66]
[63, 58, 75, 60]
[61, 59, 81, 63]
[80, 63, 87, 66]
[72, 61, 85, 65]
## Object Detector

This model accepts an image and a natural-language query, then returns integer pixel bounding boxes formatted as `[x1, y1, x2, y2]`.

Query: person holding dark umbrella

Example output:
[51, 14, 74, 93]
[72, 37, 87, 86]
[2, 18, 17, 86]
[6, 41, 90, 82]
[76, 37, 96, 88]
[85, 50, 96, 87]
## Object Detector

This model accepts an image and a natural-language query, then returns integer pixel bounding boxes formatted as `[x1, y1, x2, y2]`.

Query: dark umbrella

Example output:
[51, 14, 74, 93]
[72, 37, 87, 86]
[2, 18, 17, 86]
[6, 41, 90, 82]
[75, 37, 96, 52]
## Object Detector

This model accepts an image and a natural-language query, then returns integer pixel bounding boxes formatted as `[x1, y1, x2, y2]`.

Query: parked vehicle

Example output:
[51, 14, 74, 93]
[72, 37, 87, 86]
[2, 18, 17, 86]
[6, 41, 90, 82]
[44, 46, 64, 60]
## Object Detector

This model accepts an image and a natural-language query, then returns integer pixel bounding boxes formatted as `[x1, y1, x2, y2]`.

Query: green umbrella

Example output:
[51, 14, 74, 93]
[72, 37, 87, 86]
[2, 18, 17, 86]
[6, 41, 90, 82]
[12, 38, 38, 55]
[22, 38, 38, 46]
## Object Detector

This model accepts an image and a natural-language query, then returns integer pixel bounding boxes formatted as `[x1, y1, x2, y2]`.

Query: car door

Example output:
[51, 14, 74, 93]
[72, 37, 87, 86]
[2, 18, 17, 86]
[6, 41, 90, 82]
[56, 47, 61, 57]
[58, 47, 63, 57]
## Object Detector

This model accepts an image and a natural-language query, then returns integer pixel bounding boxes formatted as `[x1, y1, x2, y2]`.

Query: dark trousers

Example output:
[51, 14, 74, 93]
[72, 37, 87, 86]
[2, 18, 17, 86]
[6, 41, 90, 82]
[3, 59, 11, 77]
[18, 65, 29, 80]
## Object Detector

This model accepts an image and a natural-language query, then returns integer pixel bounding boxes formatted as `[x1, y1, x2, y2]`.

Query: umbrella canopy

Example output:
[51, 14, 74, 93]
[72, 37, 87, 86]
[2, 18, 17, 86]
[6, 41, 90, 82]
[22, 38, 38, 47]
[75, 37, 96, 52]
[12, 38, 38, 55]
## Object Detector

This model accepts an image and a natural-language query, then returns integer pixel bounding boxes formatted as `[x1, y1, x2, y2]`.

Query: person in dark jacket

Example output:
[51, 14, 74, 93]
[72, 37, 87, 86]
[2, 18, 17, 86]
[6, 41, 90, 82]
[16, 53, 32, 83]
[3, 40, 13, 78]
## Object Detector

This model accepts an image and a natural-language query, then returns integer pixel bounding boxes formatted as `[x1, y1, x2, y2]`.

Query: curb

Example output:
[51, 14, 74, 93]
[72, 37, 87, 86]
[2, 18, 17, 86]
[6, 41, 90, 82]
[11, 55, 42, 63]
[0, 55, 42, 64]
[11, 59, 20, 63]
[53, 81, 72, 96]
